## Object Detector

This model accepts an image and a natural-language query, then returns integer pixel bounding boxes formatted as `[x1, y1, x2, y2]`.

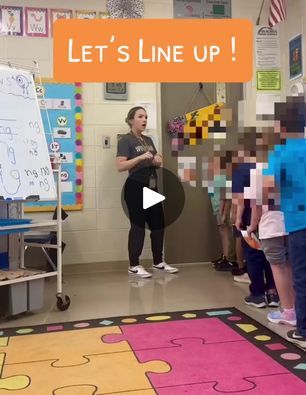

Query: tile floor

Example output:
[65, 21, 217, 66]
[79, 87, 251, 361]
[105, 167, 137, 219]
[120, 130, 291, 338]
[0, 263, 292, 342]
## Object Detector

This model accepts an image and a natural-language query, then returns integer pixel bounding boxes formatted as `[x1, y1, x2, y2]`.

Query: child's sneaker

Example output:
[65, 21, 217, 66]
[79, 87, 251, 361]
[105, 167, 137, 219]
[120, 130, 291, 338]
[153, 262, 179, 273]
[267, 309, 296, 326]
[287, 330, 306, 350]
[266, 293, 280, 307]
[244, 294, 266, 308]
[228, 260, 239, 269]
[211, 255, 223, 265]
[214, 258, 233, 271]
[128, 265, 152, 278]
[231, 267, 246, 276]
[233, 273, 251, 284]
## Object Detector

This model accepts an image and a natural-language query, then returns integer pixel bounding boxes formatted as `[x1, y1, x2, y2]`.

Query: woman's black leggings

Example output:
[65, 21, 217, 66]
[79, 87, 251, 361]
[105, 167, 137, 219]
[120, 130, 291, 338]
[124, 178, 164, 267]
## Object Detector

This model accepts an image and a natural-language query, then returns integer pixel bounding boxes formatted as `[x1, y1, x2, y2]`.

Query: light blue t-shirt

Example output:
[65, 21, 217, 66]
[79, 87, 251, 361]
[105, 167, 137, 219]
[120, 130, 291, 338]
[263, 139, 306, 232]
[209, 175, 227, 215]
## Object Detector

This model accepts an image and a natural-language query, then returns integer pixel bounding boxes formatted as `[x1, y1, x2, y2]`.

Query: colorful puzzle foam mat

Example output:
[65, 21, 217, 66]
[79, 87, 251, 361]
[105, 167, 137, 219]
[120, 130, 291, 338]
[0, 308, 305, 394]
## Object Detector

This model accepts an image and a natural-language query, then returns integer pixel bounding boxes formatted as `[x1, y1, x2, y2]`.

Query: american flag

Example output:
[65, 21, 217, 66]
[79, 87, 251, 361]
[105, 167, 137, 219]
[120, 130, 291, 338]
[268, 0, 286, 27]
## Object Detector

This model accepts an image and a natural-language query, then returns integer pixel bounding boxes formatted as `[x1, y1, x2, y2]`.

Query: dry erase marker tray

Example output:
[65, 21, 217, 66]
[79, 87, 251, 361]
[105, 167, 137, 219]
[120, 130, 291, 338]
[0, 219, 32, 226]
[0, 218, 32, 235]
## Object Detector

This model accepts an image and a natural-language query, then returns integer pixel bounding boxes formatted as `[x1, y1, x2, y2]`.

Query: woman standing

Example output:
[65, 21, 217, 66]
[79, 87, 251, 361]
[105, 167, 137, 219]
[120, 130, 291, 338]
[116, 106, 178, 278]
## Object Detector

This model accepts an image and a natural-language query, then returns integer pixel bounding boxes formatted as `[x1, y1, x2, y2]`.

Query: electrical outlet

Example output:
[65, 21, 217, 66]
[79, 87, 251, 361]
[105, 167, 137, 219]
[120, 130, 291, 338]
[102, 136, 110, 148]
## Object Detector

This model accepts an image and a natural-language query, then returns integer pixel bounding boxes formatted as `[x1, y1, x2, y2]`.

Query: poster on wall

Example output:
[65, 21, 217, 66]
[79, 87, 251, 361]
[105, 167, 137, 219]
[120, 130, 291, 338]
[99, 11, 110, 19]
[25, 7, 48, 37]
[289, 34, 303, 80]
[174, 1, 203, 18]
[203, 0, 231, 19]
[26, 81, 83, 212]
[50, 9, 72, 35]
[256, 70, 281, 91]
[104, 83, 128, 100]
[255, 26, 280, 69]
[75, 10, 97, 19]
[0, 6, 23, 36]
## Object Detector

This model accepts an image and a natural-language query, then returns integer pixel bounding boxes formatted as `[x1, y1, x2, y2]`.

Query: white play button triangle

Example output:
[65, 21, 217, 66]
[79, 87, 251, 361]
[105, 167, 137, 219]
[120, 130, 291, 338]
[143, 187, 165, 209]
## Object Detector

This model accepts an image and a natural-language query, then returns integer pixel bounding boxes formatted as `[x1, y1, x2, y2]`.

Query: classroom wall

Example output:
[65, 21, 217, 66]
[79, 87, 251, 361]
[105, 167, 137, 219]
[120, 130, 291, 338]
[237, 0, 306, 126]
[0, 0, 171, 265]
[282, 0, 305, 95]
[1, 0, 302, 266]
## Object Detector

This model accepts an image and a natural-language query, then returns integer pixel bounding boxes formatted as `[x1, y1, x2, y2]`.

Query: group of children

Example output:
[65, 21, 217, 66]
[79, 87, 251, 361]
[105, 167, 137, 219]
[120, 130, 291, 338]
[209, 97, 306, 350]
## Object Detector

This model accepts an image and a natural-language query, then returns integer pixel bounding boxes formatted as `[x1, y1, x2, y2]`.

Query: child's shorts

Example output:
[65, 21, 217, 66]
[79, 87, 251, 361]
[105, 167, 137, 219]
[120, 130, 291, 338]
[232, 225, 242, 238]
[260, 236, 288, 265]
[215, 212, 230, 226]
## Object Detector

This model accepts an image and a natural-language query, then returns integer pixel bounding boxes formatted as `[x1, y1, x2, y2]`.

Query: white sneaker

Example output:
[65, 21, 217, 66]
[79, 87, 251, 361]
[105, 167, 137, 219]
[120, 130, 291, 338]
[233, 273, 251, 284]
[153, 262, 179, 274]
[128, 265, 152, 278]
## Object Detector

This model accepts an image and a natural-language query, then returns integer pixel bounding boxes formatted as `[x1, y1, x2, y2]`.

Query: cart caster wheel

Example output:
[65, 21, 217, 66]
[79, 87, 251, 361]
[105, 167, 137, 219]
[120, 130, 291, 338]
[56, 295, 70, 311]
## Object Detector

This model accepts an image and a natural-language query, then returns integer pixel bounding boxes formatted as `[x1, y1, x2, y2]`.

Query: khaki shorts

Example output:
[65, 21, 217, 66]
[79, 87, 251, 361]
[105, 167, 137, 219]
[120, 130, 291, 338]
[261, 236, 288, 265]
[215, 211, 230, 226]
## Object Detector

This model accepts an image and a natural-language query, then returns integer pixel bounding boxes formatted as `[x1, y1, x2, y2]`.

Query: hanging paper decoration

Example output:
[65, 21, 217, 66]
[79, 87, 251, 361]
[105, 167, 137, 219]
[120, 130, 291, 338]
[184, 103, 231, 145]
[167, 115, 186, 135]
[170, 103, 232, 156]
[107, 0, 144, 19]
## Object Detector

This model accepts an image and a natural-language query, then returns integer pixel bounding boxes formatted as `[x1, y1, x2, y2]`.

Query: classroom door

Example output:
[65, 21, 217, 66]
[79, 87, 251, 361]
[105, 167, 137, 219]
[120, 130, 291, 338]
[161, 83, 243, 264]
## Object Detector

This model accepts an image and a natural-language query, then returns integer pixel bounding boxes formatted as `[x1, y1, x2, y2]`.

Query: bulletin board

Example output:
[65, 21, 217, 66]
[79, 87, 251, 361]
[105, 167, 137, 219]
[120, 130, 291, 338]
[26, 81, 83, 211]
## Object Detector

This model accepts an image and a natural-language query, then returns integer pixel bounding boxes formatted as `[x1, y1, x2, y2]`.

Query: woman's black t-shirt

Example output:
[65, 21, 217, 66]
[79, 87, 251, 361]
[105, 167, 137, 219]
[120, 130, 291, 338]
[117, 132, 157, 184]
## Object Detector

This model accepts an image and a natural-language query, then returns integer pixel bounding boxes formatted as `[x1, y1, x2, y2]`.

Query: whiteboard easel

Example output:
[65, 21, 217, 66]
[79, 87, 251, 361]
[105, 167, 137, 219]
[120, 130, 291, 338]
[0, 64, 56, 201]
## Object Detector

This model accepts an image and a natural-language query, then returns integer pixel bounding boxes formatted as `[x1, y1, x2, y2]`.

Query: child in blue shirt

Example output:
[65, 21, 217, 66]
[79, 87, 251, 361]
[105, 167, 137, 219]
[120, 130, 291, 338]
[263, 97, 306, 349]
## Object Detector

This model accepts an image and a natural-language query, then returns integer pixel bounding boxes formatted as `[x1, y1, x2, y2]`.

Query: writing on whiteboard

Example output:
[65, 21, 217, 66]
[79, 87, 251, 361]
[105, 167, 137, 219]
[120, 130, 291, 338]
[0, 67, 56, 200]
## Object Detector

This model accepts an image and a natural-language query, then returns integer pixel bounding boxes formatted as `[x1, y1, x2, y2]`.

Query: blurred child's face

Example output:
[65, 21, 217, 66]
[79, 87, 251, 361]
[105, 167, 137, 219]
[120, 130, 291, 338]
[280, 130, 305, 140]
[275, 120, 305, 140]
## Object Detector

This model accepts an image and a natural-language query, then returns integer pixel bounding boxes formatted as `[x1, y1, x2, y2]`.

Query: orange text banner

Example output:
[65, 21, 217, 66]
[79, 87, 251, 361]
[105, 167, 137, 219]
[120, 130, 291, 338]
[54, 19, 253, 83]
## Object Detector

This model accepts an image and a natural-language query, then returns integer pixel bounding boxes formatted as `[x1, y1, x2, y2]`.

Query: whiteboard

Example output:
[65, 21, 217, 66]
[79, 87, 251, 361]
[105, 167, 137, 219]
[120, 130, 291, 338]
[0, 66, 56, 200]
